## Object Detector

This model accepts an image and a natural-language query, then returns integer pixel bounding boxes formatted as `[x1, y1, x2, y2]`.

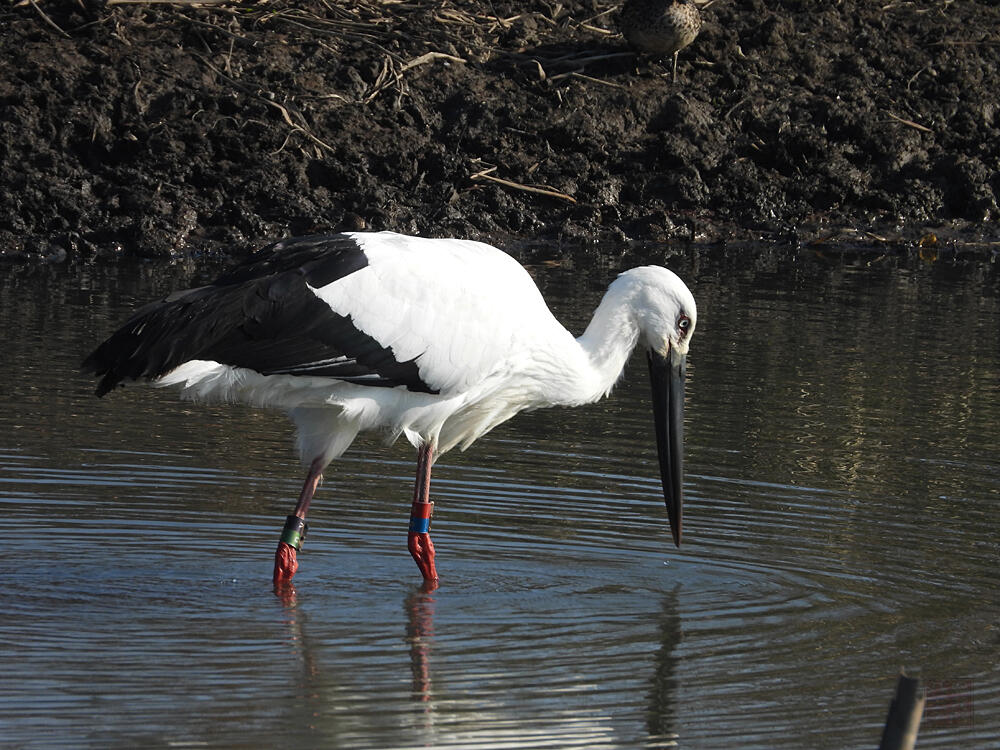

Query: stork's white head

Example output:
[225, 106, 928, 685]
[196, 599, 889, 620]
[612, 265, 696, 549]
[617, 266, 697, 360]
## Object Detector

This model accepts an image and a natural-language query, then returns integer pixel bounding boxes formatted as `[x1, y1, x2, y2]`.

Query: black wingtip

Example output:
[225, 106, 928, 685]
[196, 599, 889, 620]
[93, 379, 114, 398]
[81, 347, 120, 398]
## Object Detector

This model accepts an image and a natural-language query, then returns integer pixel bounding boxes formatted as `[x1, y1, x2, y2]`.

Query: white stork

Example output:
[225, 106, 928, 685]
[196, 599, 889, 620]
[83, 231, 697, 587]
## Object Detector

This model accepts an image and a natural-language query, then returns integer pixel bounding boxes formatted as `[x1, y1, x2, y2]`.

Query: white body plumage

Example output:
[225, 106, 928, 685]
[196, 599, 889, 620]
[146, 232, 695, 469]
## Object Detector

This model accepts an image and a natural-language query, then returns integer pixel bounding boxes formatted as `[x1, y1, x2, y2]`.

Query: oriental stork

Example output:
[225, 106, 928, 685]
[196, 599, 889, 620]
[82, 231, 697, 587]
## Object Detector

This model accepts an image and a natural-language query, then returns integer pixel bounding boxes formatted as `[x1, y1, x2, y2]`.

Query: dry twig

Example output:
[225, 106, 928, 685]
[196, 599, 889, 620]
[567, 71, 626, 89]
[470, 167, 577, 203]
[27, 0, 69, 37]
[193, 54, 337, 154]
[365, 51, 465, 102]
[885, 111, 933, 133]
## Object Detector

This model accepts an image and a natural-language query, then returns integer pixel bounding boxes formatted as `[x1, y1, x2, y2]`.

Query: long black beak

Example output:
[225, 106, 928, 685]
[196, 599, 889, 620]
[647, 349, 685, 546]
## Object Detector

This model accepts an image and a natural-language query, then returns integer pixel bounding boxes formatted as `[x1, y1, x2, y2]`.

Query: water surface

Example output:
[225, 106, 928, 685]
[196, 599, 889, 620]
[1, 247, 997, 748]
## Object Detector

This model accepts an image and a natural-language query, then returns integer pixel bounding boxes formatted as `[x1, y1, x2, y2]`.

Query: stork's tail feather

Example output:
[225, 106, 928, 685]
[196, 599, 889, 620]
[81, 282, 241, 397]
[81, 335, 141, 397]
[82, 359, 121, 398]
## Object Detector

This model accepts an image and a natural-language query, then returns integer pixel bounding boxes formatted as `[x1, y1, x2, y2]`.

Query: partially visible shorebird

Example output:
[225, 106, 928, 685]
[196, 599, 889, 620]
[620, 0, 703, 82]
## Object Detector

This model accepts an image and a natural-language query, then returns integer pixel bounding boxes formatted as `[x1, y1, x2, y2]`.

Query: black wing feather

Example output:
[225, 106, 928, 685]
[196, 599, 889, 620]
[82, 234, 436, 396]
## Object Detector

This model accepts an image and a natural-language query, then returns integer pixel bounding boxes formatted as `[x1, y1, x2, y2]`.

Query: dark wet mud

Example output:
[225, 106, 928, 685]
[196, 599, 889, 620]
[2, 1, 999, 261]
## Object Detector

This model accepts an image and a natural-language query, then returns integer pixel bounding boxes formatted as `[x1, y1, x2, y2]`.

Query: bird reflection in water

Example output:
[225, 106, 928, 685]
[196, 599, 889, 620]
[646, 589, 682, 745]
[405, 583, 438, 706]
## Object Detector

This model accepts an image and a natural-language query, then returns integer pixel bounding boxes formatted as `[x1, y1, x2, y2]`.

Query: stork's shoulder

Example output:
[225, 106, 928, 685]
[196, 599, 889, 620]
[324, 231, 548, 314]
[347, 231, 533, 286]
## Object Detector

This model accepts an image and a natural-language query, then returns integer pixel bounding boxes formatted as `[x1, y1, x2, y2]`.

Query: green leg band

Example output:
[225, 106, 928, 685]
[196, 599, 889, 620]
[280, 515, 308, 550]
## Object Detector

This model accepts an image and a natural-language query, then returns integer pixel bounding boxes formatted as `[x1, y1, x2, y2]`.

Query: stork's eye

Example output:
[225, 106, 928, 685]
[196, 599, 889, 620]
[678, 315, 692, 334]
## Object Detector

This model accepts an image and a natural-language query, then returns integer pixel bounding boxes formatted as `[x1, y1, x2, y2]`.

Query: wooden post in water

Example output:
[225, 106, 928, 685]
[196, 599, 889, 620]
[879, 671, 925, 750]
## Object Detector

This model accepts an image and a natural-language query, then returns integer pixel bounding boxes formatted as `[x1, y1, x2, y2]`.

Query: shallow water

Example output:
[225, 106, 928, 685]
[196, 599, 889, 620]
[1, 247, 998, 749]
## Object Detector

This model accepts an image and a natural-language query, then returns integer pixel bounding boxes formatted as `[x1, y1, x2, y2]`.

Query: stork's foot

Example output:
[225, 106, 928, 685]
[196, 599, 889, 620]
[408, 500, 438, 581]
[273, 514, 307, 585]
[273, 541, 299, 585]
[408, 531, 438, 582]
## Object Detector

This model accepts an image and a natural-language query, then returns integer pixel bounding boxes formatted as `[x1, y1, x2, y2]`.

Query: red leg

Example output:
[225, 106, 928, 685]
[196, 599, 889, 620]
[273, 457, 324, 586]
[408, 443, 438, 583]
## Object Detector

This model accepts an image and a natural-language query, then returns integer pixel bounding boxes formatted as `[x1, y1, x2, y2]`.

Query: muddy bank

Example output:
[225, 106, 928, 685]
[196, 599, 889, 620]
[2, 1, 999, 262]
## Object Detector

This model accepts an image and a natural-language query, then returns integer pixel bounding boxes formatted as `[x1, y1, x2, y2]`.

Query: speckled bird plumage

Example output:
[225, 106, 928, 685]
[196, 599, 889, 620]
[620, 0, 702, 57]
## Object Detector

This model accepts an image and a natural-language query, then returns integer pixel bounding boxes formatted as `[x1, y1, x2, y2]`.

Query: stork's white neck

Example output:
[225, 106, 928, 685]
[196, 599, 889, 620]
[540, 276, 641, 407]
[577, 282, 640, 397]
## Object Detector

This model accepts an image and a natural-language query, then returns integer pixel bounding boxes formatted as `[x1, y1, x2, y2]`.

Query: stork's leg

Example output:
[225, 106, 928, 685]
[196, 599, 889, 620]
[408, 443, 438, 582]
[273, 456, 324, 585]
